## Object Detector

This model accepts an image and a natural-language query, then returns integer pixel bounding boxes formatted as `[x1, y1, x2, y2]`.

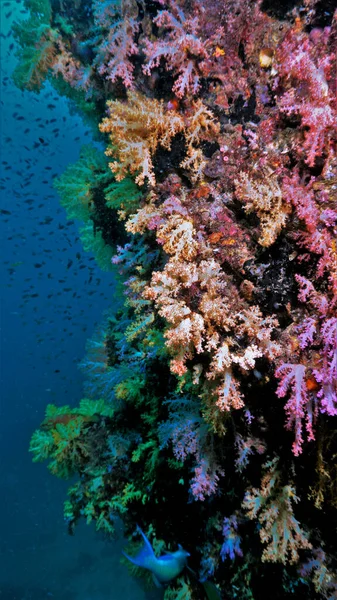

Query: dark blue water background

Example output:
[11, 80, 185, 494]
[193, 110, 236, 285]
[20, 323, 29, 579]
[0, 3, 162, 599]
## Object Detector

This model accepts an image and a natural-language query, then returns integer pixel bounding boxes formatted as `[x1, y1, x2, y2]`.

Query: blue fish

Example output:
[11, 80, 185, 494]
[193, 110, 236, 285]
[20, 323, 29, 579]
[123, 526, 190, 587]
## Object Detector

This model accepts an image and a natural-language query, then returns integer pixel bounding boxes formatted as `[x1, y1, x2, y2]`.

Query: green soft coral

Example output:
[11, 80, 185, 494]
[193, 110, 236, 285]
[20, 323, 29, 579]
[54, 145, 140, 270]
[79, 222, 114, 271]
[164, 577, 194, 600]
[30, 429, 54, 462]
[23, 0, 52, 20]
[54, 145, 116, 270]
[105, 176, 142, 220]
[65, 477, 118, 535]
[12, 29, 59, 91]
[54, 145, 109, 222]
[77, 398, 114, 418]
[12, 0, 57, 91]
[29, 399, 114, 478]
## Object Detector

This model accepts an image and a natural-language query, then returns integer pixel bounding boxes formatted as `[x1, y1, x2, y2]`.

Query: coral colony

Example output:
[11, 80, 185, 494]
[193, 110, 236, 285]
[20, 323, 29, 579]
[14, 0, 336, 598]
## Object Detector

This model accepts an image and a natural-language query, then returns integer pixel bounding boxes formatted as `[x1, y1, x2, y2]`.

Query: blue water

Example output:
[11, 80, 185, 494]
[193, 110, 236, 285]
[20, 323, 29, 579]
[0, 3, 161, 599]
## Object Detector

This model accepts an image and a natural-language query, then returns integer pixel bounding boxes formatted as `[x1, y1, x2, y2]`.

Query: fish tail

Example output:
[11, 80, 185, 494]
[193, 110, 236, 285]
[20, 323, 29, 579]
[123, 527, 155, 570]
[136, 525, 155, 556]
[122, 551, 141, 567]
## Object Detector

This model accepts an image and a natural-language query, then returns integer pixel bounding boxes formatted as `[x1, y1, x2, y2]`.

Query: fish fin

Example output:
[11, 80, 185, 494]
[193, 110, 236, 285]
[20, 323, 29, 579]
[136, 526, 155, 557]
[178, 543, 190, 556]
[122, 527, 155, 570]
[186, 565, 198, 578]
[152, 574, 162, 588]
[122, 551, 139, 566]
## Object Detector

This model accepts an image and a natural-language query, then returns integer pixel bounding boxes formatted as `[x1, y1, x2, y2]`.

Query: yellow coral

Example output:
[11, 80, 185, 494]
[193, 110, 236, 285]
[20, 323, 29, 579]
[157, 214, 198, 261]
[235, 172, 291, 246]
[165, 313, 205, 352]
[99, 93, 219, 186]
[215, 369, 244, 411]
[99, 91, 185, 186]
[182, 100, 220, 181]
[185, 100, 220, 146]
[180, 146, 205, 182]
[125, 194, 161, 234]
[243, 462, 312, 564]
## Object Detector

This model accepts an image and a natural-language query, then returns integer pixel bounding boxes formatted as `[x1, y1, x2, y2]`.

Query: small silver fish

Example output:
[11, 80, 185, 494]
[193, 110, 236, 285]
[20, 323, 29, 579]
[123, 526, 190, 587]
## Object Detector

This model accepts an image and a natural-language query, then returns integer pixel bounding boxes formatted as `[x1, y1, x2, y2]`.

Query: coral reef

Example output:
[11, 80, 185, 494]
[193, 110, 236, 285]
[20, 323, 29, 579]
[13, 0, 337, 598]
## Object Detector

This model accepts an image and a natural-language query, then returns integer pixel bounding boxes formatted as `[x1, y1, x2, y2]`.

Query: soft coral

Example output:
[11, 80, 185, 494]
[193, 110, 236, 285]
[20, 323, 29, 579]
[142, 1, 208, 98]
[274, 24, 336, 167]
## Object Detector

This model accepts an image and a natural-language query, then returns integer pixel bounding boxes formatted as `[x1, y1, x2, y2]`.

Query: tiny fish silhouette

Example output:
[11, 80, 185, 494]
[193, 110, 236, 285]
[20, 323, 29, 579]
[123, 526, 190, 586]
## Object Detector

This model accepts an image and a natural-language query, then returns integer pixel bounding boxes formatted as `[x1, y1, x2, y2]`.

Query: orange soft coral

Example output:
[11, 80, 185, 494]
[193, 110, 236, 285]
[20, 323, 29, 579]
[99, 93, 219, 186]
[99, 91, 185, 186]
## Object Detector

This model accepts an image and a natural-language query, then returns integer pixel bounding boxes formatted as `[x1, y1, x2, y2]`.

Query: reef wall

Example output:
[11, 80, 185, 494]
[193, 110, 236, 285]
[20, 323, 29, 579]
[13, 0, 337, 598]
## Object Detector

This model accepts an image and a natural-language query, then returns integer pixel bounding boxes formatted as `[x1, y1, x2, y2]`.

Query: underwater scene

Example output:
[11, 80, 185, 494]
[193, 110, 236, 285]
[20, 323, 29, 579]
[1, 0, 336, 599]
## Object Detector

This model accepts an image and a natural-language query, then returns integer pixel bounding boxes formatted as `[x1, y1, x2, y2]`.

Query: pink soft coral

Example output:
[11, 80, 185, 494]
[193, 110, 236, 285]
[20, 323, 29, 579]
[95, 18, 139, 88]
[275, 363, 315, 456]
[142, 1, 208, 98]
[274, 25, 336, 167]
[190, 457, 224, 501]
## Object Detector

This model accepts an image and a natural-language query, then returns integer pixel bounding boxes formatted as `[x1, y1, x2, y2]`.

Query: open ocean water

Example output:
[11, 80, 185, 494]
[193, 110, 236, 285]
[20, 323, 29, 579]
[0, 2, 161, 599]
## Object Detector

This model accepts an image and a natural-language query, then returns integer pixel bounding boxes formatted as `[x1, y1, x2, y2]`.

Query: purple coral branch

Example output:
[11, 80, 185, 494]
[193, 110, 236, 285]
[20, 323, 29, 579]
[275, 363, 315, 456]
